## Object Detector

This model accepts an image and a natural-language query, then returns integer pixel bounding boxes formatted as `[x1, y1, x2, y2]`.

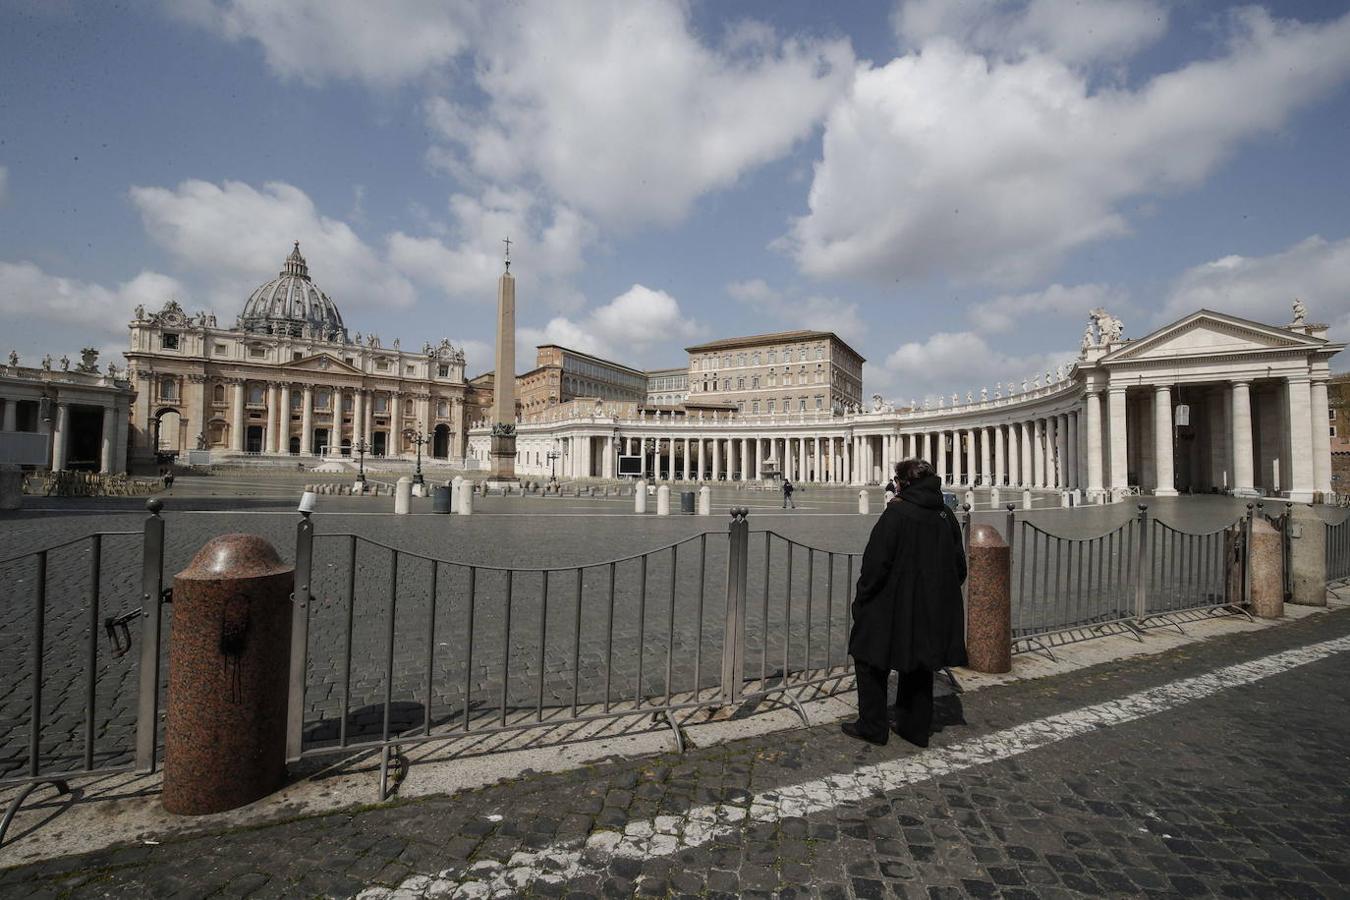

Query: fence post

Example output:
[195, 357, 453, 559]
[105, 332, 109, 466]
[719, 507, 749, 706]
[1133, 504, 1149, 622]
[1004, 503, 1016, 558]
[286, 509, 314, 762]
[135, 498, 166, 774]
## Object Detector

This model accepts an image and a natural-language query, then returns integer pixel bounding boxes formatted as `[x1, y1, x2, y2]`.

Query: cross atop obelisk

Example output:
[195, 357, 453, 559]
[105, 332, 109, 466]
[488, 237, 518, 483]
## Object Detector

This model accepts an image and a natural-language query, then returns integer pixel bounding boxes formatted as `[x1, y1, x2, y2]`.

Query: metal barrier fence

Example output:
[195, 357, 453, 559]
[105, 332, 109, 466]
[0, 502, 167, 846]
[1007, 503, 1253, 657]
[1327, 515, 1350, 581]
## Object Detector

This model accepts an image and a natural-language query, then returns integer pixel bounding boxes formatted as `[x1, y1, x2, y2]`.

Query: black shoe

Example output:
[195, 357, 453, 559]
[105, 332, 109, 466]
[892, 725, 929, 748]
[841, 721, 888, 746]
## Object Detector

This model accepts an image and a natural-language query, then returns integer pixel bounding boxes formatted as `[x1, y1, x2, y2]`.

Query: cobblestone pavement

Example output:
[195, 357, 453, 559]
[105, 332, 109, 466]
[0, 491, 1336, 780]
[3, 603, 1347, 898]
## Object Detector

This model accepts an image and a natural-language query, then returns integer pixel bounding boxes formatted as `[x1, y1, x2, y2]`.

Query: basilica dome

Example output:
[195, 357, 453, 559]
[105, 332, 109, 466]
[238, 242, 348, 342]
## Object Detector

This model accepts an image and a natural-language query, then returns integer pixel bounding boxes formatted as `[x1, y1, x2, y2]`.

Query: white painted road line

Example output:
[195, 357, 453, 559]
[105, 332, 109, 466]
[355, 634, 1350, 900]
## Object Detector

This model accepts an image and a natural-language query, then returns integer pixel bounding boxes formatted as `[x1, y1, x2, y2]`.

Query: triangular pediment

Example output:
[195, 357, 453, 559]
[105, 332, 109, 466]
[1103, 310, 1324, 363]
[283, 353, 363, 375]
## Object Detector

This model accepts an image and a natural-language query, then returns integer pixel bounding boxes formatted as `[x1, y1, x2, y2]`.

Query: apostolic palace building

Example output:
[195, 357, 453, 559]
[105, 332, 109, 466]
[0, 243, 1342, 504]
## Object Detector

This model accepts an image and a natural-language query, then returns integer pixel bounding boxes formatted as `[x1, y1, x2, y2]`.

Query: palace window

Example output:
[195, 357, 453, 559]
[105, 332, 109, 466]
[752, 400, 760, 414]
[752, 375, 760, 389]
[815, 395, 824, 409]
[214, 343, 227, 355]
[737, 377, 745, 390]
[249, 344, 266, 359]
[721, 378, 731, 391]
[342, 394, 354, 412]
[768, 372, 777, 386]
[316, 389, 331, 410]
[438, 364, 450, 377]
[767, 400, 776, 413]
[159, 376, 177, 401]
[737, 353, 746, 366]
[247, 384, 264, 405]
[784, 373, 793, 386]
[290, 391, 302, 410]
[816, 347, 824, 360]
[375, 359, 389, 372]
[160, 333, 179, 351]
[752, 352, 760, 365]
[768, 351, 776, 364]
[437, 400, 449, 417]
[798, 398, 807, 411]
[345, 357, 355, 366]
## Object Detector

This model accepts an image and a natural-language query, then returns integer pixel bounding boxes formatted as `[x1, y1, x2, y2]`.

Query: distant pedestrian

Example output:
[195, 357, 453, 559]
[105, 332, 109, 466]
[843, 458, 967, 747]
[883, 471, 900, 504]
[781, 478, 796, 509]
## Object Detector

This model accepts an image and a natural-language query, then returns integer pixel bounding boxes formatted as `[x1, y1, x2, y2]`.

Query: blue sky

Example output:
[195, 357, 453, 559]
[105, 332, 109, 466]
[3, 0, 1349, 401]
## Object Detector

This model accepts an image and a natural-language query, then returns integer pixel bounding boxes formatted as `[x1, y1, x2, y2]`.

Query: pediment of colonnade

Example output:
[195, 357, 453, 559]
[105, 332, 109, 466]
[1100, 310, 1328, 366]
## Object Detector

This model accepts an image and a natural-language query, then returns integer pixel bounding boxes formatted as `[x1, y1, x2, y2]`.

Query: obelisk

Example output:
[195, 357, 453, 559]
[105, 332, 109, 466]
[488, 238, 518, 484]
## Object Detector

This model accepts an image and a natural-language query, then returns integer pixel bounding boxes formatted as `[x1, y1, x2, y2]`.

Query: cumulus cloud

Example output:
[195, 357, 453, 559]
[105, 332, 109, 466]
[1161, 234, 1350, 334]
[129, 178, 415, 314]
[894, 0, 1168, 66]
[171, 0, 474, 87]
[429, 0, 854, 227]
[787, 8, 1350, 286]
[0, 262, 186, 338]
[726, 278, 865, 345]
[967, 282, 1130, 333]
[883, 330, 1075, 403]
[518, 284, 702, 364]
[387, 187, 594, 309]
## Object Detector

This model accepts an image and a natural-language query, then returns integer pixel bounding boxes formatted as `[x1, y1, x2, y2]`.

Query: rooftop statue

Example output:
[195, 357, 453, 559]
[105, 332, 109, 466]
[7, 351, 17, 367]
[1292, 298, 1307, 325]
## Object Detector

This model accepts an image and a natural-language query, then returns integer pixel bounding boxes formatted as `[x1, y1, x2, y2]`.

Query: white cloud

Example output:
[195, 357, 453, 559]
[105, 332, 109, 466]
[1161, 234, 1350, 334]
[0, 262, 186, 338]
[518, 284, 702, 364]
[894, 0, 1168, 66]
[968, 282, 1129, 333]
[430, 0, 854, 227]
[387, 187, 594, 310]
[129, 178, 415, 315]
[171, 0, 474, 87]
[882, 330, 1074, 402]
[726, 278, 865, 345]
[788, 8, 1350, 286]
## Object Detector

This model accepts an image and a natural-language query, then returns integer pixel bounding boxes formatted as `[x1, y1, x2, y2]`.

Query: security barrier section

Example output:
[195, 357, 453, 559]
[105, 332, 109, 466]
[1326, 516, 1350, 581]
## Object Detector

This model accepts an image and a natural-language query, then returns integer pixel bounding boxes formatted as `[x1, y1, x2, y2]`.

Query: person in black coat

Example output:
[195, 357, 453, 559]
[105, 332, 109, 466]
[843, 458, 967, 747]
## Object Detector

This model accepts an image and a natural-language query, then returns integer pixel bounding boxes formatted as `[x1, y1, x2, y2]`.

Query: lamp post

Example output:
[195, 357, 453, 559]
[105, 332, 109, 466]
[353, 438, 369, 485]
[403, 427, 428, 485]
[546, 448, 561, 483]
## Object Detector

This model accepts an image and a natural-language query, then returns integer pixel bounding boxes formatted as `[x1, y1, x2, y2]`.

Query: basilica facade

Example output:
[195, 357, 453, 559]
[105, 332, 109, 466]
[124, 243, 469, 465]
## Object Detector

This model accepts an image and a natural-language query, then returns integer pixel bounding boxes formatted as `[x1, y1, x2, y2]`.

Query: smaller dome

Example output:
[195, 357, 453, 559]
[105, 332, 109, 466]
[238, 242, 348, 342]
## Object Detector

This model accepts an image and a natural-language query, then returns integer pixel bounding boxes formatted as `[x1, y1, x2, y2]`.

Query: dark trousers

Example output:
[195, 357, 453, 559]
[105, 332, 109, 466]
[854, 660, 934, 740]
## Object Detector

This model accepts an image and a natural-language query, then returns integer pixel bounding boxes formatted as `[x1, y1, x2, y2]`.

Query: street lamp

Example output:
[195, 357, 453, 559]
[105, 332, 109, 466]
[403, 427, 428, 485]
[353, 438, 369, 484]
[546, 449, 561, 483]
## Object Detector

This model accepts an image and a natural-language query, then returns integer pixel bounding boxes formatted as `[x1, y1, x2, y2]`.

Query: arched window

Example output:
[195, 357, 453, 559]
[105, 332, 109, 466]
[213, 383, 225, 402]
[160, 376, 177, 401]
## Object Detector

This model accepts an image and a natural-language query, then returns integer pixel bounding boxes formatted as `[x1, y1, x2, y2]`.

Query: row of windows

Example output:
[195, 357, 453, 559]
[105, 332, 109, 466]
[735, 396, 826, 414]
[692, 344, 827, 371]
[696, 370, 827, 393]
[562, 355, 645, 390]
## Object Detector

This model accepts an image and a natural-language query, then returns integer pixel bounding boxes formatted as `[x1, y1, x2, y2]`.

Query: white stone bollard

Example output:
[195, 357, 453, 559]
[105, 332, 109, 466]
[656, 485, 670, 516]
[1022, 489, 1033, 509]
[395, 477, 413, 514]
[447, 480, 458, 513]
[412, 482, 426, 498]
[634, 486, 648, 513]
[964, 490, 975, 509]
[989, 487, 1000, 507]
[457, 481, 474, 515]
[858, 489, 870, 514]
[1060, 490, 1071, 508]
[698, 485, 711, 516]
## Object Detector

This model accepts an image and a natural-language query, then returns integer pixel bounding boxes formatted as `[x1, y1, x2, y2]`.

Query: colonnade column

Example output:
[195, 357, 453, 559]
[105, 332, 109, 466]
[936, 432, 947, 484]
[1065, 412, 1078, 491]
[799, 438, 808, 482]
[364, 392, 375, 455]
[712, 437, 721, 481]
[605, 436, 615, 479]
[696, 438, 705, 480]
[230, 381, 245, 452]
[813, 437, 822, 483]
[1108, 387, 1129, 496]
[99, 405, 116, 474]
[843, 437, 852, 484]
[993, 425, 1005, 487]
[1056, 414, 1069, 489]
[389, 393, 402, 456]
[352, 389, 365, 450]
[278, 384, 293, 454]
[50, 402, 69, 470]
[265, 383, 280, 454]
[1018, 422, 1031, 488]
[300, 386, 314, 455]
[1030, 420, 1042, 488]
[981, 427, 992, 486]
[1311, 379, 1332, 497]
[1153, 385, 1176, 496]
[1085, 391, 1104, 497]
[1286, 376, 1315, 502]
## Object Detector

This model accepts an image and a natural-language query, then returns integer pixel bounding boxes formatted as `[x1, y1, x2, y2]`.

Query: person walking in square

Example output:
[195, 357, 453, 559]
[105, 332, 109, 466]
[843, 458, 967, 747]
[781, 477, 795, 509]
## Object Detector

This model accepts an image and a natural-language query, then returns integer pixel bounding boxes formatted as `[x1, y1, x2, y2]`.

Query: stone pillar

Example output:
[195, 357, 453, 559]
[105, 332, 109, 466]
[952, 431, 964, 486]
[1085, 391, 1104, 496]
[1057, 413, 1069, 489]
[1285, 377, 1315, 502]
[276, 384, 291, 454]
[1249, 517, 1283, 619]
[1030, 420, 1042, 489]
[389, 393, 402, 457]
[994, 425, 1005, 487]
[813, 436, 822, 483]
[352, 389, 365, 449]
[656, 484, 670, 515]
[364, 391, 375, 455]
[1, 400, 15, 432]
[100, 405, 116, 474]
[966, 429, 977, 486]
[1067, 411, 1079, 491]
[1231, 380, 1255, 496]
[712, 437, 721, 481]
[1311, 379, 1332, 497]
[300, 386, 314, 455]
[980, 427, 992, 486]
[114, 401, 129, 473]
[605, 436, 615, 479]
[844, 436, 852, 484]
[1153, 385, 1176, 497]
[230, 382, 245, 452]
[265, 384, 279, 454]
[739, 437, 748, 482]
[966, 524, 1011, 674]
[1108, 388, 1129, 496]
[799, 437, 809, 483]
[697, 438, 705, 481]
[936, 432, 947, 483]
[1289, 504, 1327, 606]
[395, 476, 412, 515]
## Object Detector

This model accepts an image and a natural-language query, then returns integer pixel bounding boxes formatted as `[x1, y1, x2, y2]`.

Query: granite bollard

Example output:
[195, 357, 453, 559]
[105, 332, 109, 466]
[163, 534, 292, 815]
[966, 524, 1011, 673]
[1288, 504, 1327, 606]
[634, 485, 648, 514]
[1249, 517, 1283, 619]
[394, 476, 412, 515]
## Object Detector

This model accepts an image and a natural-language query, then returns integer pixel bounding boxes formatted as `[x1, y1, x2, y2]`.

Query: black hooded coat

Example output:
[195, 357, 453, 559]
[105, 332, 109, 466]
[847, 473, 968, 672]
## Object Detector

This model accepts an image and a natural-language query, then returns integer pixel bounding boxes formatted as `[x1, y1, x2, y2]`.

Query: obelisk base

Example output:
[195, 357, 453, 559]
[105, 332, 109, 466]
[487, 433, 518, 485]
